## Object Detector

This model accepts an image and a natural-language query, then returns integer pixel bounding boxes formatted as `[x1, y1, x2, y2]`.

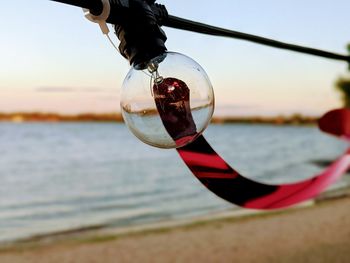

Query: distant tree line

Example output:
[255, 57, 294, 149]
[0, 112, 123, 122]
[0, 112, 318, 125]
[335, 44, 350, 108]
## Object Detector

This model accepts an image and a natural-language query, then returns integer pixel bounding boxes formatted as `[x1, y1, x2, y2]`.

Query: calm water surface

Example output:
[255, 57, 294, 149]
[0, 123, 347, 242]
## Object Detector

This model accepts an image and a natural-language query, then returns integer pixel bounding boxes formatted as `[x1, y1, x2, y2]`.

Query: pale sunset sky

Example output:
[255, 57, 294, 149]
[1, 0, 350, 116]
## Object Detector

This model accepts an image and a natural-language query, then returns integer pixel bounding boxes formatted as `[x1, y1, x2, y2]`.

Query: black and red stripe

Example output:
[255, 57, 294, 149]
[153, 78, 350, 209]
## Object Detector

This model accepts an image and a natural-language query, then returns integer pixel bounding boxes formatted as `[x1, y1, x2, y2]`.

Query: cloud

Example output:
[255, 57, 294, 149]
[35, 87, 117, 93]
[35, 87, 75, 93]
[216, 104, 261, 110]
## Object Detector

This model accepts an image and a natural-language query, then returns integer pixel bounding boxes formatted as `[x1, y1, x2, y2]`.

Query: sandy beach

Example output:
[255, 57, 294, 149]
[0, 194, 349, 263]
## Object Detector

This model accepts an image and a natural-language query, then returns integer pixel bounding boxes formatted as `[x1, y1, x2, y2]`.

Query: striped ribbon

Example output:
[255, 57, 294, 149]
[153, 78, 350, 209]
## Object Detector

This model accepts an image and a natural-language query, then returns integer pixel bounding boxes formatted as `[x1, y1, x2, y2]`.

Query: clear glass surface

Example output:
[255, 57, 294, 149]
[121, 52, 215, 148]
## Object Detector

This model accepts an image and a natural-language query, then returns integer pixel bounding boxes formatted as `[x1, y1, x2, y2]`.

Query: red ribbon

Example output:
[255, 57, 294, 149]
[154, 78, 350, 209]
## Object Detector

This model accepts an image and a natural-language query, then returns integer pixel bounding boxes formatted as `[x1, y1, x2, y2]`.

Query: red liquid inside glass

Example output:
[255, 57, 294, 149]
[153, 77, 198, 145]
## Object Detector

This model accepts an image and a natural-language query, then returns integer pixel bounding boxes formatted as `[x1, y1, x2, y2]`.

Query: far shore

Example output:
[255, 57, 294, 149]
[0, 112, 318, 125]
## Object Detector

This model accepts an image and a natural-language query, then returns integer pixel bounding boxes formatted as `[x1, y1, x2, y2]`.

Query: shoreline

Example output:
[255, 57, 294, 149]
[1, 193, 350, 262]
[0, 112, 318, 125]
[2, 184, 349, 251]
[0, 202, 312, 248]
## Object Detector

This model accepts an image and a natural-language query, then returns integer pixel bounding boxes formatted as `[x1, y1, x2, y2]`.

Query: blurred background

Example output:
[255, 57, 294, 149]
[0, 0, 350, 253]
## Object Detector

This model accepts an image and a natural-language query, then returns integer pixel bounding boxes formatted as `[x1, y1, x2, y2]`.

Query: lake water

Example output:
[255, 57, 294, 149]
[0, 123, 347, 242]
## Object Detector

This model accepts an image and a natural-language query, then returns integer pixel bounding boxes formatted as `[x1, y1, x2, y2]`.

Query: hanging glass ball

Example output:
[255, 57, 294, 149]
[120, 52, 215, 148]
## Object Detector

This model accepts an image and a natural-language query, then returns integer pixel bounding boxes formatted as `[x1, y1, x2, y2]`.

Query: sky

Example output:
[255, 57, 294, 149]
[1, 0, 350, 116]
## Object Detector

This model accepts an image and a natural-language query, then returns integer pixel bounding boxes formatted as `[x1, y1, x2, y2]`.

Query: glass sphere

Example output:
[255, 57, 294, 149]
[120, 52, 215, 148]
